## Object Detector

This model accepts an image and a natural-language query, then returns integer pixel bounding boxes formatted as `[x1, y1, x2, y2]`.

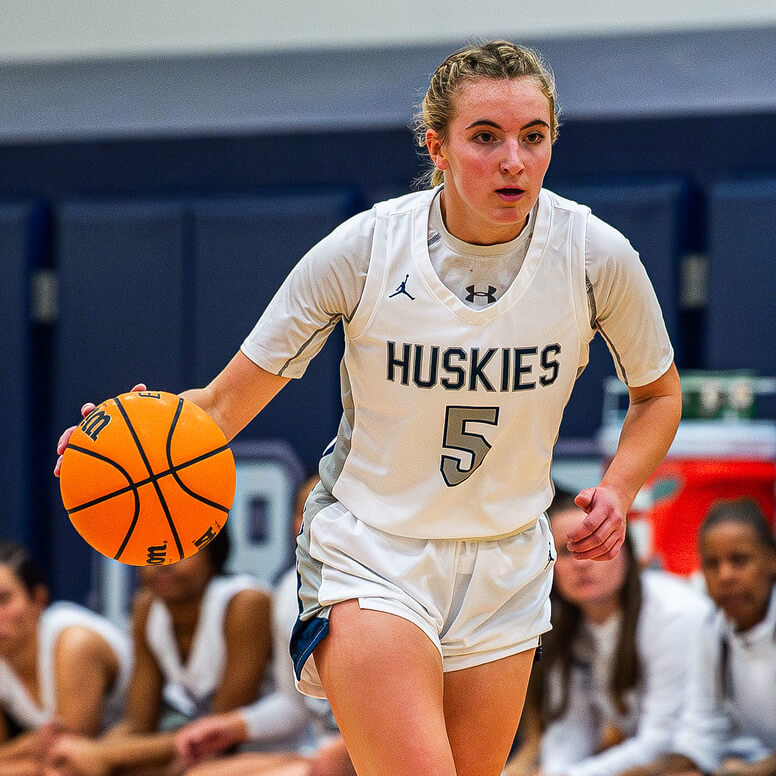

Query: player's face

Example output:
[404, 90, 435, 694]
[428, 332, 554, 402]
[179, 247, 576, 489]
[551, 508, 629, 614]
[140, 551, 214, 604]
[700, 522, 776, 632]
[426, 76, 552, 245]
[0, 566, 45, 654]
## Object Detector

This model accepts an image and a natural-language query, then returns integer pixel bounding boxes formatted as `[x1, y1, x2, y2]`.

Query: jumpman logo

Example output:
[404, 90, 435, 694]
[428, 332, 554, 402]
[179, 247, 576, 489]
[465, 284, 497, 304]
[388, 274, 415, 300]
[545, 543, 555, 569]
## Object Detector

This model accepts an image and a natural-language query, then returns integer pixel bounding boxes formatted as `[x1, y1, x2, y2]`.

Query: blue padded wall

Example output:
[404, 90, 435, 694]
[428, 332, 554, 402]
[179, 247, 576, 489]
[0, 203, 47, 549]
[52, 201, 188, 601]
[551, 180, 688, 441]
[707, 180, 776, 375]
[190, 190, 360, 473]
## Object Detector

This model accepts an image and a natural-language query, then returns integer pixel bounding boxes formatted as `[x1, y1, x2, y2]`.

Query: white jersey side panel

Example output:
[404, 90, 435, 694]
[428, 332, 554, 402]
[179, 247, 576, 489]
[329, 188, 592, 539]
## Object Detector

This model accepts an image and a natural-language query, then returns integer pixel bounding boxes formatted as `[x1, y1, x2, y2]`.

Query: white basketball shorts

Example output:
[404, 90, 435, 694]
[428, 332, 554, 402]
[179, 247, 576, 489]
[290, 499, 556, 699]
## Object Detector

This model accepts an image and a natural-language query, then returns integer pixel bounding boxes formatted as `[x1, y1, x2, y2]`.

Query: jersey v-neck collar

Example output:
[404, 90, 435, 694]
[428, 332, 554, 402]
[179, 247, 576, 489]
[412, 186, 553, 325]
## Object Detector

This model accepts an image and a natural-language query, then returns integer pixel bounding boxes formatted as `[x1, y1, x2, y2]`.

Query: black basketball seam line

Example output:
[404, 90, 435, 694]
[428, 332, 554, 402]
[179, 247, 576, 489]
[165, 398, 231, 515]
[115, 396, 185, 561]
[64, 444, 231, 515]
[62, 444, 141, 562]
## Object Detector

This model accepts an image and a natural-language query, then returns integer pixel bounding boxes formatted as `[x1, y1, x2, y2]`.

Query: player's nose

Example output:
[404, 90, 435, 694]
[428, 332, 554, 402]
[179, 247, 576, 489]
[499, 138, 525, 176]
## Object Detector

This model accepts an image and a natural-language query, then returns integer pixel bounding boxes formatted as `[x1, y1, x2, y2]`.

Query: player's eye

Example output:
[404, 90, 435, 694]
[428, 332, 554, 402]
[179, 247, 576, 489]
[524, 131, 545, 144]
[473, 131, 497, 143]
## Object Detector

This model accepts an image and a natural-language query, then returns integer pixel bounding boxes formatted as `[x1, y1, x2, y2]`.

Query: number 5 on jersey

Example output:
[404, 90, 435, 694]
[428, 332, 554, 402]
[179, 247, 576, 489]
[440, 406, 500, 486]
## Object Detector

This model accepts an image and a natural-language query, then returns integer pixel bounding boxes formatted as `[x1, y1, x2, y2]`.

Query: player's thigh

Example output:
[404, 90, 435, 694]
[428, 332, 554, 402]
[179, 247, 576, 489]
[314, 599, 456, 776]
[443, 648, 536, 776]
[184, 753, 308, 776]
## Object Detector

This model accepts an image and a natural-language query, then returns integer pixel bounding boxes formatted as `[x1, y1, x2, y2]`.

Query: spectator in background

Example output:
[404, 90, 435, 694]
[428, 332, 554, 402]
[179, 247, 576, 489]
[504, 487, 707, 776]
[0, 540, 132, 776]
[43, 529, 272, 776]
[176, 474, 356, 776]
[627, 497, 776, 776]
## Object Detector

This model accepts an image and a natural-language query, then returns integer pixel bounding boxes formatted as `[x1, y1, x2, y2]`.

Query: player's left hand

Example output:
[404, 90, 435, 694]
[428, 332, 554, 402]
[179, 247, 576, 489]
[41, 734, 110, 776]
[565, 486, 627, 561]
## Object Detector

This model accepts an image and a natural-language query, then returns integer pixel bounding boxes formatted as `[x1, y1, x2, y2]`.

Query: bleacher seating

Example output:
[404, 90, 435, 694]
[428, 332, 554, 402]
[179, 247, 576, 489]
[552, 179, 688, 443]
[707, 179, 776, 374]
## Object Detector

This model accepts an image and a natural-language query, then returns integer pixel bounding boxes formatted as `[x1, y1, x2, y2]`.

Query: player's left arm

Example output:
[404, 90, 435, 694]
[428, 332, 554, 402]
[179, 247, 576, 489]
[567, 363, 681, 560]
[180, 352, 290, 442]
[210, 588, 273, 713]
[52, 625, 118, 737]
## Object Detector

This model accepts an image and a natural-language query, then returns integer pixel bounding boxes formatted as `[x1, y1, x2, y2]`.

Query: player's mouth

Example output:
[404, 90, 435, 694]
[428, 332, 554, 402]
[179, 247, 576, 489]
[495, 187, 525, 201]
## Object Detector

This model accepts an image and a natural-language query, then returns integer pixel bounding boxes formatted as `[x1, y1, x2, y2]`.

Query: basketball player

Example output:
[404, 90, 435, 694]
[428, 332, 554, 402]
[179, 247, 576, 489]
[42, 530, 272, 776]
[173, 475, 357, 776]
[56, 41, 681, 776]
[503, 487, 706, 776]
[0, 541, 131, 776]
[621, 498, 776, 776]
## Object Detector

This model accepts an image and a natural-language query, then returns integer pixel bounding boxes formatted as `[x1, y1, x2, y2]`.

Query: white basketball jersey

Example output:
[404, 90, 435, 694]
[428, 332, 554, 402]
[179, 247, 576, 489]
[0, 602, 131, 730]
[323, 187, 593, 539]
[146, 574, 268, 716]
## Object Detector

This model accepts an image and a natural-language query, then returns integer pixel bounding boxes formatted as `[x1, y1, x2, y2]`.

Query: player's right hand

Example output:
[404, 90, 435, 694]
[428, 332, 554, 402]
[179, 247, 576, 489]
[174, 710, 248, 765]
[53, 383, 147, 477]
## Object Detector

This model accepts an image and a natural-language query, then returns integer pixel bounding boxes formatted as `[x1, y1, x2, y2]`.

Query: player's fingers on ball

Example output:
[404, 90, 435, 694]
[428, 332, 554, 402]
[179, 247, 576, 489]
[80, 402, 96, 418]
[130, 383, 147, 392]
[56, 426, 77, 454]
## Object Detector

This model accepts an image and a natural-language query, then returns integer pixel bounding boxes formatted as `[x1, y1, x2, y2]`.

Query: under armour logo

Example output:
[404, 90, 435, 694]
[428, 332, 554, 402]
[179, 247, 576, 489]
[388, 274, 415, 300]
[465, 285, 497, 304]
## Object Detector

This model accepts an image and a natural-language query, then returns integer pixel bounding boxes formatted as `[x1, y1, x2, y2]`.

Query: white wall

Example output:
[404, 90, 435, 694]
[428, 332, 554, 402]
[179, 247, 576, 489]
[2, 0, 776, 63]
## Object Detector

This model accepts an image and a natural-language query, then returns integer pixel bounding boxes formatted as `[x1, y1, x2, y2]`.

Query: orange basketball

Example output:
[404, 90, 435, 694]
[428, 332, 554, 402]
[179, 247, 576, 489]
[59, 390, 235, 566]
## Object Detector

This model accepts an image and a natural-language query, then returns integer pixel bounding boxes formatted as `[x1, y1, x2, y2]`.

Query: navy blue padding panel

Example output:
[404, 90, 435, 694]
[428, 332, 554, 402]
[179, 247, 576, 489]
[551, 180, 687, 441]
[190, 190, 359, 473]
[0, 203, 44, 548]
[52, 200, 187, 602]
[707, 180, 776, 374]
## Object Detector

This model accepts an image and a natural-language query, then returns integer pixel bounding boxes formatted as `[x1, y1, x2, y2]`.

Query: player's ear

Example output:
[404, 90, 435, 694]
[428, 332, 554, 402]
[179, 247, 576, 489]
[426, 129, 449, 171]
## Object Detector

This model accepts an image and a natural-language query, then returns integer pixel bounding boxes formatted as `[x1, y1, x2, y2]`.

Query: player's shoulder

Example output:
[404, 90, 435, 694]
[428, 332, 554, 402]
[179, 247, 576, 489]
[542, 189, 632, 256]
[54, 623, 109, 663]
[43, 601, 114, 638]
[373, 186, 438, 219]
[540, 187, 592, 217]
[220, 575, 271, 615]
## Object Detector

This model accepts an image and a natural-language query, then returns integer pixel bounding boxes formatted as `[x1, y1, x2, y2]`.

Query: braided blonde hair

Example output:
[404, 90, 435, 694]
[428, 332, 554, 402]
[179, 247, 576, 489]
[413, 40, 560, 187]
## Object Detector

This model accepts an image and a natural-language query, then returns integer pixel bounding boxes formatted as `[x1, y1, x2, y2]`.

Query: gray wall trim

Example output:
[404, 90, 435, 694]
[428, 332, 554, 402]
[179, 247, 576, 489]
[2, 26, 776, 144]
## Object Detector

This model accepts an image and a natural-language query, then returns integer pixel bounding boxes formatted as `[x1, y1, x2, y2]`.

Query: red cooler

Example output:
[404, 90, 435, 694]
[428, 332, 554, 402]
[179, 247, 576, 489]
[599, 421, 776, 576]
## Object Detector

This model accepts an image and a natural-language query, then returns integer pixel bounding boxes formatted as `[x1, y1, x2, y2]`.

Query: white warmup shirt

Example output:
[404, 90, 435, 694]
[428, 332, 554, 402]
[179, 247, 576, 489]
[540, 572, 709, 776]
[238, 567, 318, 751]
[242, 186, 673, 540]
[0, 602, 132, 730]
[672, 585, 776, 771]
[145, 574, 268, 717]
